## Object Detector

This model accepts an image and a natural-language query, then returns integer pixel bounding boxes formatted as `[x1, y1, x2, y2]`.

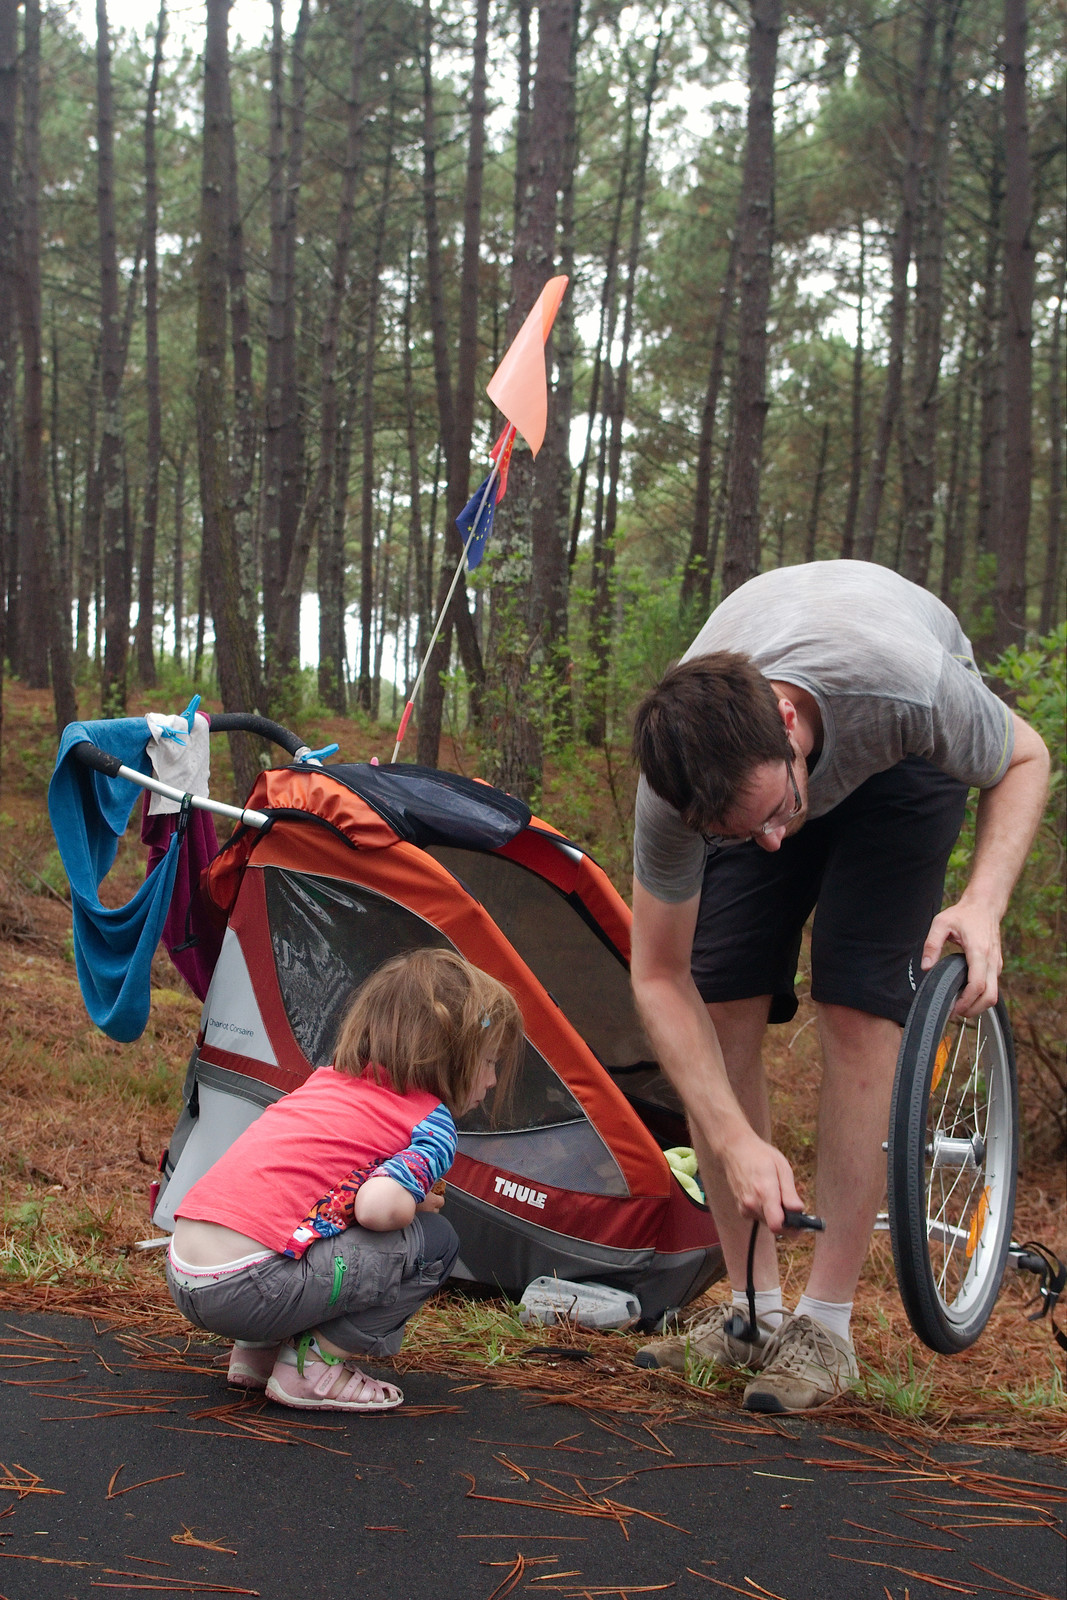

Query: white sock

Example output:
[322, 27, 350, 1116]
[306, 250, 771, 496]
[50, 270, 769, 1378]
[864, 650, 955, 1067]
[731, 1287, 784, 1335]
[793, 1293, 853, 1343]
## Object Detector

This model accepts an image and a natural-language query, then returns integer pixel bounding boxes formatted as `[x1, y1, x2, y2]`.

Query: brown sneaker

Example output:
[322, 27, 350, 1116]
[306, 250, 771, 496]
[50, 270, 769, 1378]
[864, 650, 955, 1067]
[742, 1313, 858, 1413]
[635, 1302, 775, 1375]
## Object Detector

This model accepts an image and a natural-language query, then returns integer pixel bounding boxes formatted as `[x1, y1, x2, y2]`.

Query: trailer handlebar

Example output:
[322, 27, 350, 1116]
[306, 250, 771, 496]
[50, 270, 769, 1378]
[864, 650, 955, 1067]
[65, 710, 315, 830]
[207, 713, 309, 758]
[69, 713, 312, 781]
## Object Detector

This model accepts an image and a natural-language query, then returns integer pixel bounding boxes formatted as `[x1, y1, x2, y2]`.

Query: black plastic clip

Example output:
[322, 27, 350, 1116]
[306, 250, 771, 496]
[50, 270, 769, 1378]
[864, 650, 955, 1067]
[171, 795, 200, 955]
[1016, 1241, 1067, 1352]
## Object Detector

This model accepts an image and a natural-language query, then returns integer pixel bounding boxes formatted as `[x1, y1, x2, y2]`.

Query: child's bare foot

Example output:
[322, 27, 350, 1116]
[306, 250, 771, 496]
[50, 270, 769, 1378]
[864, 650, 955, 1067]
[265, 1338, 403, 1412]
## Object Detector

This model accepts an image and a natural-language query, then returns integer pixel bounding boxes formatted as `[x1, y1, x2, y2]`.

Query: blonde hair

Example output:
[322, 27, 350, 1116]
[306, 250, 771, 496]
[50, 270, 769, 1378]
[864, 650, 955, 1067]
[333, 948, 524, 1117]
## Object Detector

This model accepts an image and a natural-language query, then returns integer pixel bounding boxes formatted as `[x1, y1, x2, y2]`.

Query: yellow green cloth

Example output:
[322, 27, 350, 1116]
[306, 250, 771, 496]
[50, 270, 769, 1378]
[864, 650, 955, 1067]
[663, 1146, 705, 1203]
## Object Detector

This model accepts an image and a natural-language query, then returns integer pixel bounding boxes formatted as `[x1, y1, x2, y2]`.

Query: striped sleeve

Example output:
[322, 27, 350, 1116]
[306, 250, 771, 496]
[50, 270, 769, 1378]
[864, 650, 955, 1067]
[370, 1103, 457, 1203]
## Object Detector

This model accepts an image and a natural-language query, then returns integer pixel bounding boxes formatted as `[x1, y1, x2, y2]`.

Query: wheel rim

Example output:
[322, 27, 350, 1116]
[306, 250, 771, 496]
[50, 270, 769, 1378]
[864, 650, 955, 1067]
[923, 1005, 1013, 1325]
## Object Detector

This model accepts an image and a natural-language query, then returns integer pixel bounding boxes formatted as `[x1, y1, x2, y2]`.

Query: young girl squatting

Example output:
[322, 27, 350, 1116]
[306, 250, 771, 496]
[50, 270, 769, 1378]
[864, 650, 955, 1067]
[165, 949, 523, 1412]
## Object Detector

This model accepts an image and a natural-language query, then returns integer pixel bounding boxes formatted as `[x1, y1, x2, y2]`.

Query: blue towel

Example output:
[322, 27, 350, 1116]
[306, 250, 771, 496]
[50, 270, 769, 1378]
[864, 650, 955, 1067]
[48, 720, 182, 1043]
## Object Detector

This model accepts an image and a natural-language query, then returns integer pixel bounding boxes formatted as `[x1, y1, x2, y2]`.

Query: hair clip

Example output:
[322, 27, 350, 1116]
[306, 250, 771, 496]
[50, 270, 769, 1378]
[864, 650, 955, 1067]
[481, 1013, 492, 1029]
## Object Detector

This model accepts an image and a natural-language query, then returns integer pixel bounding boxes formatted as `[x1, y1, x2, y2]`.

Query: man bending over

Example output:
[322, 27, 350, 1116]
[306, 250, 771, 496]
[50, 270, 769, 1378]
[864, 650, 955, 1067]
[629, 561, 1049, 1413]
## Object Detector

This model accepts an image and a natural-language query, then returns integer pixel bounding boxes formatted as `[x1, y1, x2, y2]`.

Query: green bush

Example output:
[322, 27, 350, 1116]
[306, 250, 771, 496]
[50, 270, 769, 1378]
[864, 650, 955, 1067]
[990, 625, 1065, 1007]
[942, 626, 1066, 1158]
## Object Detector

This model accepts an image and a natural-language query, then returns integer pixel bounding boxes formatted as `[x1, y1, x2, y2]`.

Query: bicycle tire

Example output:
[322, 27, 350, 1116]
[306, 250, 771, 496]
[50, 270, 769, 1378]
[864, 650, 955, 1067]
[887, 954, 1018, 1354]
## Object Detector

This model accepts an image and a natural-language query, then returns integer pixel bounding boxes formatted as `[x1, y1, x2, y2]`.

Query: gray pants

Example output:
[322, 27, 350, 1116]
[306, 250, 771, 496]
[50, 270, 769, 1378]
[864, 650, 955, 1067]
[166, 1214, 459, 1359]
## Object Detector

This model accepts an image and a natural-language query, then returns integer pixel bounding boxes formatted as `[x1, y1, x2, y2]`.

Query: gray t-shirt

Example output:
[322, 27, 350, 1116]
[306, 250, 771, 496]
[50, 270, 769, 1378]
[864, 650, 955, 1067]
[634, 561, 1015, 903]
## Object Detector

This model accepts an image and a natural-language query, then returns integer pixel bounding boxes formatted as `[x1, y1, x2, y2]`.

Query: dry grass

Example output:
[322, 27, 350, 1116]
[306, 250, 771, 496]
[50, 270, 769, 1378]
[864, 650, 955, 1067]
[1, 682, 1064, 1460]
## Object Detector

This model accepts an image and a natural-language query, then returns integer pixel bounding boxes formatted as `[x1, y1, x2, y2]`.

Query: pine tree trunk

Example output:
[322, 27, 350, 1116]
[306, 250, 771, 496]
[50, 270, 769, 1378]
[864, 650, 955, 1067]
[513, 0, 532, 245]
[486, 0, 572, 799]
[172, 438, 185, 669]
[588, 29, 662, 744]
[721, 0, 782, 596]
[372, 475, 396, 721]
[193, 554, 205, 678]
[134, 1, 166, 687]
[197, 0, 262, 795]
[261, 0, 310, 707]
[76, 348, 100, 666]
[974, 134, 1005, 602]
[1039, 250, 1063, 632]
[681, 229, 739, 612]
[569, 97, 632, 572]
[416, 0, 488, 764]
[224, 45, 256, 638]
[840, 223, 865, 559]
[939, 314, 974, 608]
[453, 0, 491, 516]
[532, 0, 581, 722]
[0, 0, 14, 789]
[994, 0, 1034, 652]
[901, 0, 961, 587]
[356, 95, 396, 712]
[48, 327, 77, 729]
[803, 421, 830, 562]
[96, 0, 130, 714]
[854, 0, 937, 564]
[15, 0, 50, 691]
[287, 0, 366, 702]
[400, 253, 429, 661]
[318, 364, 356, 715]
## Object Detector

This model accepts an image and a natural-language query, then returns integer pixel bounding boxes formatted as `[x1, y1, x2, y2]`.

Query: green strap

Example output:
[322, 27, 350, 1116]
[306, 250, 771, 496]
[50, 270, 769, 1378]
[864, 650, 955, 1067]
[295, 1329, 342, 1377]
[327, 1253, 347, 1310]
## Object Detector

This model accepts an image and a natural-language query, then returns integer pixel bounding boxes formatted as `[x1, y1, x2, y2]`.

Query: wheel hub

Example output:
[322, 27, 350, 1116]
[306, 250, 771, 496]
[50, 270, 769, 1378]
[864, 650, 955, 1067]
[929, 1132, 984, 1172]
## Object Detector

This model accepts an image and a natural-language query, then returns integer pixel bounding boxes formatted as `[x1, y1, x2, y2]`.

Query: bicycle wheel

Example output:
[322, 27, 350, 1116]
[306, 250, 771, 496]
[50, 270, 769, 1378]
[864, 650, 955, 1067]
[887, 954, 1018, 1354]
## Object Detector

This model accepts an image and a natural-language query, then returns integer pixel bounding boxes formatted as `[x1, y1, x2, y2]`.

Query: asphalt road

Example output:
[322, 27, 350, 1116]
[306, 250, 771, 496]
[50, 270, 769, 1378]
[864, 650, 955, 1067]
[1, 1314, 1063, 1600]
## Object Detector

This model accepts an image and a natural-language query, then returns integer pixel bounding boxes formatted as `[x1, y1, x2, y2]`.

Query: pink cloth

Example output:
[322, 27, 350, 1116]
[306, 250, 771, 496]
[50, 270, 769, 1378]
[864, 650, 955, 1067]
[141, 797, 222, 1000]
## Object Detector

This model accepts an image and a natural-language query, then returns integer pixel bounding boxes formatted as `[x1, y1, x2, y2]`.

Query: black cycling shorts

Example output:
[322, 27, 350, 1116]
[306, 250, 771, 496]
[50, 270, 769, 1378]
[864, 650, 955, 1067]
[689, 757, 970, 1027]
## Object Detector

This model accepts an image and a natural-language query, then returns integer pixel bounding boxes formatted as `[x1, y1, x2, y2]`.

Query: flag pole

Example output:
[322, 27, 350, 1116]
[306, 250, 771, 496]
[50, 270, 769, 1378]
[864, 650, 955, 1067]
[389, 426, 514, 764]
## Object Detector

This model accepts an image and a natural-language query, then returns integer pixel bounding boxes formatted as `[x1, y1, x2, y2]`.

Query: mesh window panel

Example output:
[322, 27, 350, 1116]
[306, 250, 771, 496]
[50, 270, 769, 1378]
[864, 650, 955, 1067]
[264, 867, 628, 1194]
[427, 845, 651, 1068]
[457, 1122, 629, 1195]
[266, 868, 450, 1067]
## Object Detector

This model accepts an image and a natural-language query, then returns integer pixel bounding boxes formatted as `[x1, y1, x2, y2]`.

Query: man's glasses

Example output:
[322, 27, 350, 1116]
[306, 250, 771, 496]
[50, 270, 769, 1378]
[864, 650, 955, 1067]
[702, 761, 802, 851]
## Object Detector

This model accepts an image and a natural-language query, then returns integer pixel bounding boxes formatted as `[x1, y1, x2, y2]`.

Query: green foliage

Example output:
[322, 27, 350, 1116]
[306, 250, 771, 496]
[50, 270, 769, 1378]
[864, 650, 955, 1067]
[945, 626, 1066, 1009]
[989, 1352, 1067, 1415]
[23, 848, 70, 902]
[859, 1348, 937, 1418]
[569, 569, 694, 748]
[412, 1291, 534, 1368]
[996, 623, 1067, 758]
[683, 1351, 735, 1393]
[0, 1194, 125, 1286]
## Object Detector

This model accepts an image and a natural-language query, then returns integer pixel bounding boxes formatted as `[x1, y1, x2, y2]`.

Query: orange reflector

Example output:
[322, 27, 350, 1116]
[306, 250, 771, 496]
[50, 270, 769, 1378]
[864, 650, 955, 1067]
[966, 1187, 990, 1259]
[931, 1035, 951, 1093]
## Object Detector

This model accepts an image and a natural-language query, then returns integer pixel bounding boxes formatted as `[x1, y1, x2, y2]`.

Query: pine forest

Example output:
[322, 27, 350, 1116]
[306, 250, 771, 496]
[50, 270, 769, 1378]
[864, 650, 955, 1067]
[0, 0, 1064, 805]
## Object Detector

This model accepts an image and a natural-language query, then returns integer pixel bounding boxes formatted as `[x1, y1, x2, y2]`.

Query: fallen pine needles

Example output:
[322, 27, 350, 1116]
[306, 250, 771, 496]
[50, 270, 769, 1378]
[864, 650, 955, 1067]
[171, 1526, 236, 1555]
[106, 1464, 185, 1499]
[0, 1462, 62, 1499]
[687, 1572, 791, 1599]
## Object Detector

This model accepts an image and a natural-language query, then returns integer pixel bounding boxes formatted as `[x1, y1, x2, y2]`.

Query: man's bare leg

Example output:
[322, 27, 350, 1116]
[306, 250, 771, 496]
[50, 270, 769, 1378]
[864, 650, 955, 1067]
[803, 1003, 902, 1304]
[693, 996, 780, 1294]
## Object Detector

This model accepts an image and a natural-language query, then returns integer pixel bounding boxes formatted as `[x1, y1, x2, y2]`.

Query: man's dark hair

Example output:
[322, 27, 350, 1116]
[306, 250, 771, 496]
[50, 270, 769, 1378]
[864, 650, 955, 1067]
[632, 652, 792, 830]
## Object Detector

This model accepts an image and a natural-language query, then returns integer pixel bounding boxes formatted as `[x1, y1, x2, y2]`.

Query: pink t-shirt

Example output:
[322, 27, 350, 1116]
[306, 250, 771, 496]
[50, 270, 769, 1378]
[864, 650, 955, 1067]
[176, 1066, 456, 1256]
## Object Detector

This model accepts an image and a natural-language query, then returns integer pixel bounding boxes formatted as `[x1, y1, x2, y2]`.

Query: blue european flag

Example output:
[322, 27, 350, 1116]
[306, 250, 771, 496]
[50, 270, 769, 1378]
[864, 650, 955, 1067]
[456, 472, 500, 571]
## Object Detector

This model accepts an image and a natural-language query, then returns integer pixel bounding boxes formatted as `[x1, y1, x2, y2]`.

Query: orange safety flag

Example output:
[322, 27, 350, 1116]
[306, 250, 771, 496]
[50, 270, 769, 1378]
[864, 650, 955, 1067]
[486, 275, 569, 457]
[489, 424, 517, 502]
